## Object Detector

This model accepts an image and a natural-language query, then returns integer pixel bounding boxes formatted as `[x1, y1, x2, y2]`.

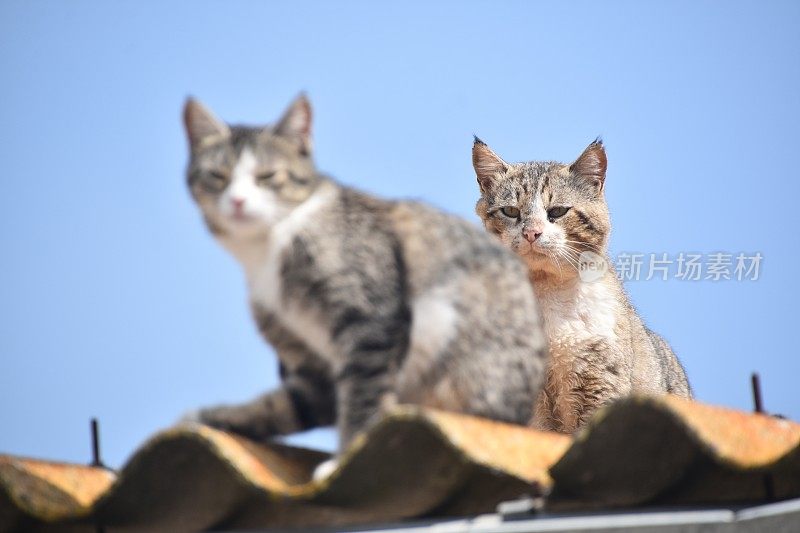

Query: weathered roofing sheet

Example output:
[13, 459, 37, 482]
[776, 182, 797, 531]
[550, 395, 800, 507]
[1, 395, 798, 532]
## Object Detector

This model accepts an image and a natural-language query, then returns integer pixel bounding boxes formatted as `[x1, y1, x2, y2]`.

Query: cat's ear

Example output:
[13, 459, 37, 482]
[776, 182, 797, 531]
[570, 138, 607, 191]
[274, 93, 313, 155]
[472, 136, 508, 193]
[183, 98, 230, 149]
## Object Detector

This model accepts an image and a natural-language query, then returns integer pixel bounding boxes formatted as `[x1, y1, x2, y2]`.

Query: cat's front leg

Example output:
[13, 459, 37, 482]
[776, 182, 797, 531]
[333, 318, 408, 450]
[566, 346, 631, 432]
[336, 368, 397, 449]
[186, 309, 336, 441]
[305, 313, 406, 481]
[310, 376, 399, 482]
[532, 387, 557, 432]
[189, 360, 335, 441]
[188, 387, 299, 439]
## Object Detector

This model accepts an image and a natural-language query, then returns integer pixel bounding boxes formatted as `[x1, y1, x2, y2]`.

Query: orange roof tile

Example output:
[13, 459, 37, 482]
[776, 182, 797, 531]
[1, 396, 798, 532]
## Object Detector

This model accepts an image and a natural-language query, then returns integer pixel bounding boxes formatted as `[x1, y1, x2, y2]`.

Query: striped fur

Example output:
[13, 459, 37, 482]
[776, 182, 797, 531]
[473, 138, 691, 433]
[182, 96, 548, 452]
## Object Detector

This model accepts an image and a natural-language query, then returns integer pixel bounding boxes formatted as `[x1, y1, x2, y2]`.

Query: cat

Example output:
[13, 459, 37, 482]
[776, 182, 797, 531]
[472, 137, 691, 433]
[181, 94, 548, 460]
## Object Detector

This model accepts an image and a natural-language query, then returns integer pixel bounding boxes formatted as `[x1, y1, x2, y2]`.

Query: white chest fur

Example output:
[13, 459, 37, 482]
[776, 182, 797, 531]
[221, 184, 339, 361]
[534, 277, 618, 353]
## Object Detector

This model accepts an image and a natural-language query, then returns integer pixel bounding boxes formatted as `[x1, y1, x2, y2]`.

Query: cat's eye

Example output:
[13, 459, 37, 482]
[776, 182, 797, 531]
[547, 206, 571, 222]
[288, 171, 310, 184]
[204, 170, 229, 190]
[256, 171, 276, 184]
[500, 206, 521, 218]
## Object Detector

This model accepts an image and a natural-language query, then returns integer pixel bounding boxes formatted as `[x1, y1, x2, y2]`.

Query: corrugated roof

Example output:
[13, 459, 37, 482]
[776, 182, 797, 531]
[318, 497, 800, 533]
[1, 395, 798, 532]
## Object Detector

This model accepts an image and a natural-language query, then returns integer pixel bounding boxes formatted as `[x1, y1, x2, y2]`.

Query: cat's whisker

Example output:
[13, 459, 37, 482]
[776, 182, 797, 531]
[548, 250, 565, 278]
[562, 238, 602, 249]
[562, 240, 605, 255]
[557, 246, 583, 266]
[558, 250, 581, 271]
[549, 247, 578, 272]
[562, 244, 596, 264]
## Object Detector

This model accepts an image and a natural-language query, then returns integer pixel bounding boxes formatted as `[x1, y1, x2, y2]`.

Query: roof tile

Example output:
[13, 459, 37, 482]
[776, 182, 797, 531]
[1, 396, 798, 532]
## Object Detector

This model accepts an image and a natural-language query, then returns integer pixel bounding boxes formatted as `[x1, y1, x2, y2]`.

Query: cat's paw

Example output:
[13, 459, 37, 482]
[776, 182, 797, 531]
[177, 405, 233, 428]
[312, 458, 339, 482]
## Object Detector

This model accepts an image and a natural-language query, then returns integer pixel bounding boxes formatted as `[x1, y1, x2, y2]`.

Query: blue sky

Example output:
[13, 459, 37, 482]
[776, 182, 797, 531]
[1, 1, 798, 468]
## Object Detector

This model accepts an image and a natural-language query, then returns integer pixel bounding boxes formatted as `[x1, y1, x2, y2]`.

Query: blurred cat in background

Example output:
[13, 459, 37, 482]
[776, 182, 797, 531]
[473, 137, 691, 433]
[181, 95, 548, 466]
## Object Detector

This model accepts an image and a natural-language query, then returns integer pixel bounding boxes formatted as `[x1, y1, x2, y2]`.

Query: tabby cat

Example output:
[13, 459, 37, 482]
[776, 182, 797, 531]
[473, 137, 691, 433]
[181, 95, 548, 461]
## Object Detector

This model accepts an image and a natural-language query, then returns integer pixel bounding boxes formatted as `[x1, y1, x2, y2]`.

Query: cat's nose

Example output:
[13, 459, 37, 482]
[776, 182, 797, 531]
[231, 197, 245, 212]
[523, 227, 543, 243]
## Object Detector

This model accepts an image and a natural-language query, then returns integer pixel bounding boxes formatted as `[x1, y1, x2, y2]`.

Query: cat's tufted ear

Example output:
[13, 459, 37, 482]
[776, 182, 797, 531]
[472, 136, 508, 193]
[183, 98, 230, 149]
[570, 138, 607, 192]
[274, 93, 313, 155]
